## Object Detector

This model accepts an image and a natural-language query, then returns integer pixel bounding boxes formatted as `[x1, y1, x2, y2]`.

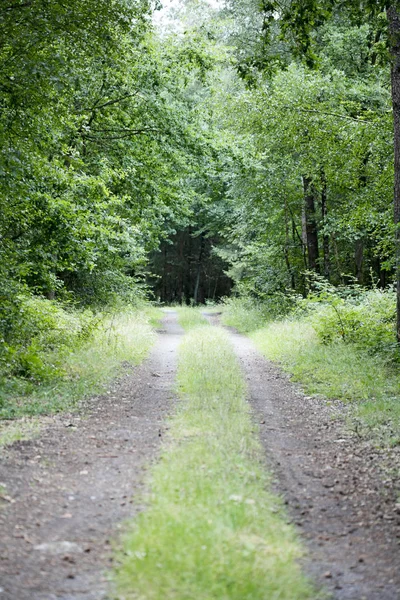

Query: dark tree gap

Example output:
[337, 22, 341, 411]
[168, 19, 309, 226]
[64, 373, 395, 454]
[148, 228, 232, 304]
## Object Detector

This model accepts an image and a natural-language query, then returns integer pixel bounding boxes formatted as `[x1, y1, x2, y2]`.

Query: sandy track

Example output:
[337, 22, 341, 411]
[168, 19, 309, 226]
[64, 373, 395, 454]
[0, 312, 183, 600]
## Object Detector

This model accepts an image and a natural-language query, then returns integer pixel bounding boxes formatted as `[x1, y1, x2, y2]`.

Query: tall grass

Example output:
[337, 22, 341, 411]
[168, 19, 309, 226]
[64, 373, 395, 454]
[251, 319, 400, 444]
[176, 306, 209, 330]
[0, 307, 161, 421]
[114, 327, 316, 600]
[252, 320, 398, 401]
[221, 297, 268, 332]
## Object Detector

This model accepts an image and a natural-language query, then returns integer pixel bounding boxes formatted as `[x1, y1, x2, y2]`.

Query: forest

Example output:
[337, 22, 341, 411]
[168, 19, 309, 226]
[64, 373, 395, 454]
[1, 2, 400, 599]
[1, 0, 400, 412]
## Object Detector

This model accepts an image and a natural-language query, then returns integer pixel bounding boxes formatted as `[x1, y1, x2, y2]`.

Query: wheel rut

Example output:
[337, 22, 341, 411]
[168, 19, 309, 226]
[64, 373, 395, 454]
[210, 317, 400, 600]
[0, 311, 183, 600]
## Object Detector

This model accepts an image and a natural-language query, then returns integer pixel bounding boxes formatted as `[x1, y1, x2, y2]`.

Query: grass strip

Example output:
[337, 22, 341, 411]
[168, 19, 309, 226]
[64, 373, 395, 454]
[114, 326, 316, 600]
[176, 306, 209, 330]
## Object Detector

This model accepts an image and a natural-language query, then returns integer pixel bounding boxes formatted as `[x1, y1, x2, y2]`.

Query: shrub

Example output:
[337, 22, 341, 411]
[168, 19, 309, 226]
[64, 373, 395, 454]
[0, 293, 99, 381]
[300, 284, 397, 360]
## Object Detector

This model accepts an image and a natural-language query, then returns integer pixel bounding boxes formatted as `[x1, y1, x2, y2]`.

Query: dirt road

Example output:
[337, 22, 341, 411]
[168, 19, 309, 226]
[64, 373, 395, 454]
[205, 312, 400, 600]
[1, 311, 399, 600]
[0, 312, 183, 600]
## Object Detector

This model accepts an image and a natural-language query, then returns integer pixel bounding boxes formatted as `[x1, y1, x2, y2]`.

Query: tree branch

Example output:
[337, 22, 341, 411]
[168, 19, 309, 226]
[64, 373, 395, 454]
[92, 92, 142, 111]
[281, 105, 382, 126]
[83, 127, 161, 140]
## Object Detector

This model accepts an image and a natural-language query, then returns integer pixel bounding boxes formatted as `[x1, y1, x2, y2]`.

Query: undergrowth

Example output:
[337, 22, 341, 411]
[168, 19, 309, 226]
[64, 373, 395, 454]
[0, 305, 161, 421]
[222, 287, 400, 446]
[114, 326, 316, 600]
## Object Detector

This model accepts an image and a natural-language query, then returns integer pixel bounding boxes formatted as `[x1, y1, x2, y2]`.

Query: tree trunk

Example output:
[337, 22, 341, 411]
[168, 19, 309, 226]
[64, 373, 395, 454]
[193, 232, 205, 305]
[388, 5, 400, 342]
[184, 226, 192, 304]
[284, 199, 295, 288]
[302, 176, 320, 272]
[321, 170, 330, 280]
[355, 239, 364, 284]
[163, 245, 168, 302]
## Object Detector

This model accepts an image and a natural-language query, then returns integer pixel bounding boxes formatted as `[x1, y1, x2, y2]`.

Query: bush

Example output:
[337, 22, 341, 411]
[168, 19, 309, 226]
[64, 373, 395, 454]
[0, 293, 99, 381]
[300, 283, 397, 360]
[0, 307, 159, 419]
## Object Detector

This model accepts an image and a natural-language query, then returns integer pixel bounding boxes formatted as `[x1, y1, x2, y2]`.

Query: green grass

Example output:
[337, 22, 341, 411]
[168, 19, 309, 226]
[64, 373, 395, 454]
[251, 319, 400, 444]
[114, 326, 317, 600]
[141, 305, 164, 328]
[176, 306, 209, 330]
[0, 308, 160, 420]
[221, 297, 267, 333]
[0, 416, 42, 447]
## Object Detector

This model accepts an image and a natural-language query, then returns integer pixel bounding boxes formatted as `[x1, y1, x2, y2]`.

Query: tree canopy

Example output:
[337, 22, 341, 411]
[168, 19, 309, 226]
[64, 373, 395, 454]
[1, 0, 400, 341]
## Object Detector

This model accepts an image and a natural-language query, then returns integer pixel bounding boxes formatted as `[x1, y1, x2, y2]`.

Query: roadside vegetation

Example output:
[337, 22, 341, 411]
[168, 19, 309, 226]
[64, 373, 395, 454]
[3, 1, 400, 435]
[0, 297, 161, 431]
[114, 323, 316, 600]
[222, 285, 400, 447]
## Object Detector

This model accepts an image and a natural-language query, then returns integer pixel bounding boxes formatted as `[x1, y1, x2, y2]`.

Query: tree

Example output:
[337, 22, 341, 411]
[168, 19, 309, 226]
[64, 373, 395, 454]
[239, 0, 400, 336]
[0, 0, 223, 307]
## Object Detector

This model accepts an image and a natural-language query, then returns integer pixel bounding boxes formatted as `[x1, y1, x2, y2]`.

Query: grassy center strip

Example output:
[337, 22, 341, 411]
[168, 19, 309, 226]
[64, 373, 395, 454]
[114, 326, 316, 600]
[176, 306, 209, 330]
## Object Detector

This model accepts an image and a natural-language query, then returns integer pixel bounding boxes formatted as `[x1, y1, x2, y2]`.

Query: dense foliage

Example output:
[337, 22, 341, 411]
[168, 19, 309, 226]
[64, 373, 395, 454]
[1, 0, 400, 396]
[0, 0, 221, 381]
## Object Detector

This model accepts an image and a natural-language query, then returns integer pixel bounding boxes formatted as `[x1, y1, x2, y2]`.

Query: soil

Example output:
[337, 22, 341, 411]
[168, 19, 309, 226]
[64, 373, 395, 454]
[204, 313, 400, 600]
[1, 310, 399, 600]
[0, 311, 183, 600]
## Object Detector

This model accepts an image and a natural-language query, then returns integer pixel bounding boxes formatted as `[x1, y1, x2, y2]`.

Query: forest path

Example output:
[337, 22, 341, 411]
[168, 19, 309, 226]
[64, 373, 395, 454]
[204, 311, 400, 600]
[0, 311, 183, 600]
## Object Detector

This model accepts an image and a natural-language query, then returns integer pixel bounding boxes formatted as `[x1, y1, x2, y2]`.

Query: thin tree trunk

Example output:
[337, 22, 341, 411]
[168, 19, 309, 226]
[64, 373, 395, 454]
[388, 5, 400, 342]
[355, 239, 364, 284]
[184, 226, 192, 304]
[321, 170, 330, 280]
[332, 234, 343, 284]
[163, 245, 168, 302]
[193, 232, 205, 305]
[284, 198, 295, 288]
[213, 276, 219, 299]
[178, 232, 184, 303]
[290, 210, 307, 270]
[302, 176, 320, 273]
